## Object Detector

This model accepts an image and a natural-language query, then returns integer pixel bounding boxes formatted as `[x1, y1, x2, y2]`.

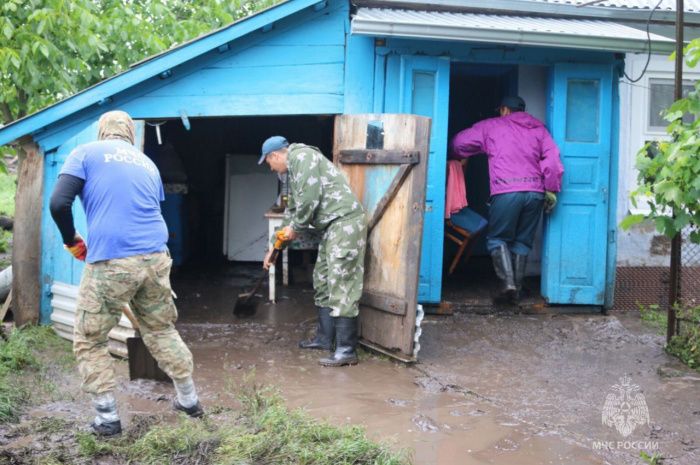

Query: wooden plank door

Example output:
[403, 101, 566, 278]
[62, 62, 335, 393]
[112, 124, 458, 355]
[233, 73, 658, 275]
[334, 114, 431, 361]
[542, 64, 613, 305]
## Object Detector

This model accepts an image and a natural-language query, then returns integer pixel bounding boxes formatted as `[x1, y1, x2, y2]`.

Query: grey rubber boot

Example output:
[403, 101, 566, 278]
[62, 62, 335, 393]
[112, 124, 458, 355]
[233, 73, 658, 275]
[319, 317, 358, 367]
[91, 420, 122, 437]
[511, 253, 528, 303]
[299, 307, 334, 350]
[490, 244, 516, 302]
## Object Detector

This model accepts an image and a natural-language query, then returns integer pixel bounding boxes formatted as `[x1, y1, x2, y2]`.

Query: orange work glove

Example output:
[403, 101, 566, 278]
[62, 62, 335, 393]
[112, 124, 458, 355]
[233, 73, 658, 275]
[273, 229, 290, 250]
[64, 233, 87, 261]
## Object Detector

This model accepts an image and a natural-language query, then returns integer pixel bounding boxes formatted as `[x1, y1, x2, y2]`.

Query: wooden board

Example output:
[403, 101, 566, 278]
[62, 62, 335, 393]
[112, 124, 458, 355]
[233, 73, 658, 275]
[334, 114, 431, 360]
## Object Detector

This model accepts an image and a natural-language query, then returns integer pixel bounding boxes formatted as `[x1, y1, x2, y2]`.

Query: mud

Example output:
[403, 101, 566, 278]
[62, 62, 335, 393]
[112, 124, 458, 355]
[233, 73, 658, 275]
[2, 267, 699, 464]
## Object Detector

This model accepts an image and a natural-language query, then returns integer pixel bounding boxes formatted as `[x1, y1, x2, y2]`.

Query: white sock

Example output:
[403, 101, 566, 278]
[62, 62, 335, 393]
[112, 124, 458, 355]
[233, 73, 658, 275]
[93, 392, 119, 425]
[174, 377, 198, 408]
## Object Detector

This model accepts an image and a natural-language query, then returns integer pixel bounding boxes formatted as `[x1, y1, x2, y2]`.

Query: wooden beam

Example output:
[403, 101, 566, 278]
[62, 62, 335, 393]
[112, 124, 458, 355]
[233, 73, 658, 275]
[360, 291, 408, 316]
[12, 138, 42, 326]
[367, 163, 413, 232]
[339, 149, 420, 164]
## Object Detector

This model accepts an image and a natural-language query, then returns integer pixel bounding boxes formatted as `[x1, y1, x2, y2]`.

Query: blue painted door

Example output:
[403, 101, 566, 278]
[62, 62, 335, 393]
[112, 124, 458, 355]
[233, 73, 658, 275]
[542, 64, 613, 305]
[40, 120, 145, 322]
[385, 55, 450, 303]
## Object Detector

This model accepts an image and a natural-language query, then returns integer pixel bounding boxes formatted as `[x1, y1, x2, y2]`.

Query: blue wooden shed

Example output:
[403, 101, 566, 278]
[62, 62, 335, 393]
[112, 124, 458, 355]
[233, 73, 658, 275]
[0, 0, 677, 351]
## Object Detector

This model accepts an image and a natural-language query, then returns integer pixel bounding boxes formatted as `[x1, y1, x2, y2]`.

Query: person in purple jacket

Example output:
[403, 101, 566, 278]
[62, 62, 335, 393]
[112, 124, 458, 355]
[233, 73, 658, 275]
[451, 96, 564, 303]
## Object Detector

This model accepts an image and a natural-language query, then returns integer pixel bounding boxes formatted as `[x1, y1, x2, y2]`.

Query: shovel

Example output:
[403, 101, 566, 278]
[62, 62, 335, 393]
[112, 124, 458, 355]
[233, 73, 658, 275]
[122, 305, 171, 382]
[234, 248, 280, 316]
[234, 230, 288, 315]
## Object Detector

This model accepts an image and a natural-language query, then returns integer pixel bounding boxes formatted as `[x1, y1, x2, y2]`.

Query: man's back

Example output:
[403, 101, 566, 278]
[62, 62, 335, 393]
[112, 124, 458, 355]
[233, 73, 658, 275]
[286, 143, 364, 231]
[60, 139, 168, 263]
[451, 111, 562, 196]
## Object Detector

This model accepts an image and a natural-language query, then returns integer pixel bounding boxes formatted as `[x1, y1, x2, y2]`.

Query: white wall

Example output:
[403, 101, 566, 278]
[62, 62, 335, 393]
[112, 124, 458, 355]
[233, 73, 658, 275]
[617, 53, 700, 266]
[518, 65, 548, 275]
[223, 154, 279, 261]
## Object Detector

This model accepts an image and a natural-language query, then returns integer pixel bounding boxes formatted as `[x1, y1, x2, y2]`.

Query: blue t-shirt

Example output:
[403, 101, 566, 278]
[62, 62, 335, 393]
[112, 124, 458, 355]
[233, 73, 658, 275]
[60, 139, 168, 263]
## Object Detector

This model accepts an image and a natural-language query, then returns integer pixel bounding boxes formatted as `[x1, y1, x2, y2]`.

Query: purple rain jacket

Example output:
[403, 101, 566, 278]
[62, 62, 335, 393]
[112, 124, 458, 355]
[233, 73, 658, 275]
[450, 112, 564, 196]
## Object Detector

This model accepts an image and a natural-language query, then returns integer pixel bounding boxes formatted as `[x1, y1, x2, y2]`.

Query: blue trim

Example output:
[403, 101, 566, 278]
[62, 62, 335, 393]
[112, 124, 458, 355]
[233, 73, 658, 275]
[0, 0, 323, 147]
[379, 39, 617, 66]
[605, 61, 623, 309]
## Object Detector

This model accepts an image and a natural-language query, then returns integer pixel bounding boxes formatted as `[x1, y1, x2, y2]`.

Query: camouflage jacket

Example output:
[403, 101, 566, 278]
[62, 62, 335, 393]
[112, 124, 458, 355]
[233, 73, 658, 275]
[283, 143, 364, 232]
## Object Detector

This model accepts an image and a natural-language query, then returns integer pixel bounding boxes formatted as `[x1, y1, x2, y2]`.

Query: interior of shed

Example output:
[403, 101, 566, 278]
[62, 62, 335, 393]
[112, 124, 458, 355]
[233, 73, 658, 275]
[142, 115, 333, 321]
[441, 63, 548, 306]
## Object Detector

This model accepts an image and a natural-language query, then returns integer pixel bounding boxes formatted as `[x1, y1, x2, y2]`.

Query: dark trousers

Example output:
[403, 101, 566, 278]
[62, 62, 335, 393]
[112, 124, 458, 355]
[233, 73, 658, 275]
[487, 191, 544, 255]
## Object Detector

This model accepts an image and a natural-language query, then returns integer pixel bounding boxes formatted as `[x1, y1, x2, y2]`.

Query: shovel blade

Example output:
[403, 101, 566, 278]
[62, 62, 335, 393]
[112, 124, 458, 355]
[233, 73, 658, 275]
[233, 298, 258, 317]
[126, 336, 171, 382]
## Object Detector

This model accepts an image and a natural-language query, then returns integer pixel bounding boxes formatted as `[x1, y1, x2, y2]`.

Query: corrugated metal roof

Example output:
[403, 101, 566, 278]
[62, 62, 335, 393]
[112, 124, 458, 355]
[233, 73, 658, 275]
[525, 0, 700, 13]
[352, 8, 676, 52]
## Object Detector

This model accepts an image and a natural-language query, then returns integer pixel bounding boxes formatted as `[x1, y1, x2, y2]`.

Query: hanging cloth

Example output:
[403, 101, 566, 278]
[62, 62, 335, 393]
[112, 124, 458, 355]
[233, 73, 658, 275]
[445, 160, 468, 219]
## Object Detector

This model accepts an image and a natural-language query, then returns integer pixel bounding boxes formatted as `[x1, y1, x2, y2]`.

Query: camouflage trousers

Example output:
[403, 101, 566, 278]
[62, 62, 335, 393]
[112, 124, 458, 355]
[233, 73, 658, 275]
[74, 251, 193, 394]
[313, 214, 367, 318]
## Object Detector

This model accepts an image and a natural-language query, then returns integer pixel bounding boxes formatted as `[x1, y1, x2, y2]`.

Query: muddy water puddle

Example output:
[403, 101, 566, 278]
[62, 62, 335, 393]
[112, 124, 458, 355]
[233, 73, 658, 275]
[166, 309, 609, 465]
[6, 275, 699, 465]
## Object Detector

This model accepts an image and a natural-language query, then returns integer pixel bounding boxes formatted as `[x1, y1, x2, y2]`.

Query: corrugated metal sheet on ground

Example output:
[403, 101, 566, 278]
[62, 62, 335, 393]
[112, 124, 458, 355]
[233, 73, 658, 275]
[352, 8, 675, 52]
[51, 281, 135, 358]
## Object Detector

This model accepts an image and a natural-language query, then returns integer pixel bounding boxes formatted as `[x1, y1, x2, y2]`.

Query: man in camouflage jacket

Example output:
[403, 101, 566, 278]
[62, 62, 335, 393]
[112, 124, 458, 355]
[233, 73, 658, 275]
[259, 136, 367, 367]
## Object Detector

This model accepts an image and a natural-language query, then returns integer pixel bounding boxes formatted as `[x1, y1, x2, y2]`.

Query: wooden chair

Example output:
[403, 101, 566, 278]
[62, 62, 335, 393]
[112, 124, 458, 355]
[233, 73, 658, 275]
[445, 207, 488, 275]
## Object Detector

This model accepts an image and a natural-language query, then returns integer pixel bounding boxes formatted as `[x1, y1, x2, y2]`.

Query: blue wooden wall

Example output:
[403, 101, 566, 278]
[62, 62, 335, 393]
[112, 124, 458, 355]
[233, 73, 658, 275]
[36, 0, 350, 320]
[34, 0, 626, 317]
[35, 0, 349, 153]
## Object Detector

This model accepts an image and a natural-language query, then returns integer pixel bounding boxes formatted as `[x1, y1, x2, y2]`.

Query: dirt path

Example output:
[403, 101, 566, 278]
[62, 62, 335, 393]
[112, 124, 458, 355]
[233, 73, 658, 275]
[2, 280, 698, 464]
[172, 280, 699, 465]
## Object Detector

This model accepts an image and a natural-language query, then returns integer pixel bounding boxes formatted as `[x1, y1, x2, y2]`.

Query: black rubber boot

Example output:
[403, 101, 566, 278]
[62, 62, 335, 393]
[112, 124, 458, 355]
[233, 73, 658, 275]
[490, 244, 516, 303]
[90, 420, 122, 437]
[173, 399, 205, 418]
[511, 253, 528, 304]
[319, 317, 358, 367]
[299, 307, 334, 350]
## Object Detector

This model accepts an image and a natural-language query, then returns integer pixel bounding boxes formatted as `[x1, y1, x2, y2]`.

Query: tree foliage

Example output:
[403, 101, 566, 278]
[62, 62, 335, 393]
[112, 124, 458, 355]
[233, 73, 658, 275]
[623, 38, 700, 243]
[0, 0, 278, 126]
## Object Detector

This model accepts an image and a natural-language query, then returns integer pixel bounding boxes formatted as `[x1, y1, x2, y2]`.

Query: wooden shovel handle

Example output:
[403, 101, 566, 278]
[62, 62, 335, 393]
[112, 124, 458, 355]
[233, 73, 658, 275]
[122, 305, 140, 330]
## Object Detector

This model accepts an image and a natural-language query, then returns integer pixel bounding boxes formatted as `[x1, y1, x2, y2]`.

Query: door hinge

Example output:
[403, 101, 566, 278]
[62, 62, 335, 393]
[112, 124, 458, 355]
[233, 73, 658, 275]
[601, 187, 608, 204]
[608, 229, 616, 244]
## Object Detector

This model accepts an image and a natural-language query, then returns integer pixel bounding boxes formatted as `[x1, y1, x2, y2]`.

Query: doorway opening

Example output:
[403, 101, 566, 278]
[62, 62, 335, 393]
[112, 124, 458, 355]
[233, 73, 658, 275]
[142, 115, 334, 321]
[441, 63, 548, 307]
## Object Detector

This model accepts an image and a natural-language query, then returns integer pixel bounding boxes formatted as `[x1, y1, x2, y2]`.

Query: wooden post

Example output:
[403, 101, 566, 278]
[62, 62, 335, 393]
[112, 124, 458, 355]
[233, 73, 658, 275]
[12, 137, 43, 326]
[667, 0, 684, 343]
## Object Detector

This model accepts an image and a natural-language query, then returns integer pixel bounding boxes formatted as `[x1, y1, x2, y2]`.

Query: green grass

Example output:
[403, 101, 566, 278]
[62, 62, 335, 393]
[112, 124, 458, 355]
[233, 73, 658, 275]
[638, 304, 667, 335]
[0, 229, 12, 254]
[640, 450, 664, 464]
[0, 325, 74, 423]
[78, 385, 412, 465]
[0, 171, 15, 217]
[638, 304, 700, 371]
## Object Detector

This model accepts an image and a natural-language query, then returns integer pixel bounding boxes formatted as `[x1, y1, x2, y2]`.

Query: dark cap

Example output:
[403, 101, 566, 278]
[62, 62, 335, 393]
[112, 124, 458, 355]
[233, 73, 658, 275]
[498, 96, 526, 112]
[258, 136, 289, 164]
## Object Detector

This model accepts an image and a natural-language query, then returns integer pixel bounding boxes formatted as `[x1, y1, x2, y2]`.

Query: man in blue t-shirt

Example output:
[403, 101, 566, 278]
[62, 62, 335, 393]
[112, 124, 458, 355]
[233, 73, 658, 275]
[49, 111, 203, 436]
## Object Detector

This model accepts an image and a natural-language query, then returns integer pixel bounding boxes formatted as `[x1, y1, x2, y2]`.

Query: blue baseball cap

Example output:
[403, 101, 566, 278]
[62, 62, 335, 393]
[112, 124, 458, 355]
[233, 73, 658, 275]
[259, 136, 289, 164]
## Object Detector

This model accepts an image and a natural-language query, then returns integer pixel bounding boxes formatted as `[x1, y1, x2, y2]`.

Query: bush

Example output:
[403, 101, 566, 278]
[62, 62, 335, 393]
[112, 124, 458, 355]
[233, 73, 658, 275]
[667, 306, 700, 370]
[638, 304, 700, 371]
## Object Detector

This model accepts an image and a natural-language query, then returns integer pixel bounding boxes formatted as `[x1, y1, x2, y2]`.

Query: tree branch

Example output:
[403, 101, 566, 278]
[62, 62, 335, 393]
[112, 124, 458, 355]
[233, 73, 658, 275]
[0, 102, 14, 125]
[16, 89, 27, 119]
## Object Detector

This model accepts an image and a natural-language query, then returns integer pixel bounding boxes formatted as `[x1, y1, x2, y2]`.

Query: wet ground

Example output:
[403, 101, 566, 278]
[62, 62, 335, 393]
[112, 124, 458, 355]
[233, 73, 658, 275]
[3, 264, 700, 464]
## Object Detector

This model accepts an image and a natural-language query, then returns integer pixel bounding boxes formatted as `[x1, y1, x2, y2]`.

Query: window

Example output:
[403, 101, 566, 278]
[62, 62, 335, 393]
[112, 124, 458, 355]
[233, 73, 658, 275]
[648, 78, 694, 130]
